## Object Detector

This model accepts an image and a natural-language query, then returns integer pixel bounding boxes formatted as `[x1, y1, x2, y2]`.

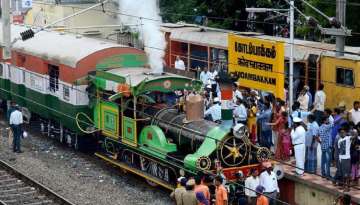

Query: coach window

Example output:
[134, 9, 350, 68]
[63, 85, 70, 101]
[48, 64, 59, 92]
[336, 67, 354, 87]
[0, 64, 3, 77]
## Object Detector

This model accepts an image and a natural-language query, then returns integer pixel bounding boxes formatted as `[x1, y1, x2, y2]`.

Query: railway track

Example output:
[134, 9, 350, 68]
[0, 160, 75, 205]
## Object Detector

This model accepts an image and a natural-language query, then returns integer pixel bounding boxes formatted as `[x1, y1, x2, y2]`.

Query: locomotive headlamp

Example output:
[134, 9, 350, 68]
[179, 169, 185, 177]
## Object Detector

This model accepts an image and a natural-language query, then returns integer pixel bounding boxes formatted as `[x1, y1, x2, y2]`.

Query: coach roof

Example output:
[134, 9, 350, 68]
[0, 23, 129, 68]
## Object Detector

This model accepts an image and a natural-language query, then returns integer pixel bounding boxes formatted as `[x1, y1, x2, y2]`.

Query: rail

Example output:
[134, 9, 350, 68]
[0, 159, 75, 205]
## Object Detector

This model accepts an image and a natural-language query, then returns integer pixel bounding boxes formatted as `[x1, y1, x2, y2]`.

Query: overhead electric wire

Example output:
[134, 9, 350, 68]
[6, 0, 360, 194]
[30, 0, 360, 37]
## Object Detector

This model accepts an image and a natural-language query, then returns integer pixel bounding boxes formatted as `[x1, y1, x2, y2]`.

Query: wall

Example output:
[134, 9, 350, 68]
[24, 2, 118, 38]
[294, 183, 337, 205]
[320, 56, 359, 109]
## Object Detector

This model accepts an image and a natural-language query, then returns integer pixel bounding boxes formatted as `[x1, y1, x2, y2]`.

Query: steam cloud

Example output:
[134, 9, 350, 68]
[118, 0, 166, 73]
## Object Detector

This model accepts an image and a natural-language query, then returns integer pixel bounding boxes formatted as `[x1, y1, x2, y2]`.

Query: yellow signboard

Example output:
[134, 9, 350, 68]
[228, 34, 285, 99]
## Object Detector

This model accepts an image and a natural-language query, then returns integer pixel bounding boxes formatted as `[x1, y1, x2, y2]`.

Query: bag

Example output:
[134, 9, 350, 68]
[8, 128, 13, 148]
[23, 131, 28, 138]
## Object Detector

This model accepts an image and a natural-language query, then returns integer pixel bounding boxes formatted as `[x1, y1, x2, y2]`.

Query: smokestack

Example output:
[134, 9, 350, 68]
[118, 0, 166, 73]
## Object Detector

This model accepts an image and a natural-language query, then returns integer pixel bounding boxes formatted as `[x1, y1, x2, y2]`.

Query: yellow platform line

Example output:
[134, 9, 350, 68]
[95, 152, 175, 191]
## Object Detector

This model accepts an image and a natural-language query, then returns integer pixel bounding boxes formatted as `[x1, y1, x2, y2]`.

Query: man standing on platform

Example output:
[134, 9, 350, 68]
[9, 105, 23, 153]
[318, 116, 333, 179]
[313, 84, 326, 124]
[291, 117, 306, 176]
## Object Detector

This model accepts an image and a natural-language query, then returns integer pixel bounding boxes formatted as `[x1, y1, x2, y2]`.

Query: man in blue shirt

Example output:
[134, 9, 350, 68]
[305, 114, 319, 173]
[318, 116, 333, 178]
[257, 102, 272, 149]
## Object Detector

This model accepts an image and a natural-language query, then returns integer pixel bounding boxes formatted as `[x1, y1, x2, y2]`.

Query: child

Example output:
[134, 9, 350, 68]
[255, 185, 269, 205]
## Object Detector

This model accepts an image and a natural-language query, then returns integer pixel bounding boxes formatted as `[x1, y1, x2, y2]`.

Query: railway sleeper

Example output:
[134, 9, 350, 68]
[0, 190, 37, 200]
[0, 182, 25, 190]
[0, 178, 19, 185]
[24, 200, 54, 205]
[0, 186, 35, 194]
[2, 198, 51, 205]
[0, 174, 12, 180]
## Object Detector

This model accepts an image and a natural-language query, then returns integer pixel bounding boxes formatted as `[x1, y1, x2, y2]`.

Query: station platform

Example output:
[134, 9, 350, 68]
[279, 160, 360, 205]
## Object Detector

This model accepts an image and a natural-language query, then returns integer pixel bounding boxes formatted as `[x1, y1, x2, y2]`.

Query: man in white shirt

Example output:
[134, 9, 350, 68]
[291, 117, 306, 176]
[245, 168, 260, 205]
[174, 56, 185, 71]
[297, 87, 309, 111]
[199, 67, 210, 86]
[232, 82, 243, 103]
[337, 128, 352, 192]
[259, 161, 279, 205]
[233, 99, 247, 125]
[9, 105, 23, 153]
[204, 97, 221, 122]
[313, 84, 326, 124]
[349, 101, 360, 125]
[208, 68, 218, 96]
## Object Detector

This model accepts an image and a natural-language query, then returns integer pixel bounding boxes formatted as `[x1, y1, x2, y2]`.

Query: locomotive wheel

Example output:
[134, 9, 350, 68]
[220, 136, 248, 167]
[256, 147, 271, 162]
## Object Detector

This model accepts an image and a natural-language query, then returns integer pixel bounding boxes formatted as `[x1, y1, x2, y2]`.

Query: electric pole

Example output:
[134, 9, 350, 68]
[336, 0, 346, 57]
[289, 0, 294, 111]
[1, 0, 11, 60]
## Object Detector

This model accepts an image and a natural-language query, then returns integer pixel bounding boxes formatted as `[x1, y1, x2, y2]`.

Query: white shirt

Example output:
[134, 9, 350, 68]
[297, 93, 309, 111]
[245, 176, 260, 197]
[232, 90, 243, 103]
[350, 108, 360, 125]
[200, 71, 210, 85]
[10, 110, 23, 125]
[313, 90, 326, 111]
[175, 59, 185, 70]
[208, 70, 218, 85]
[291, 125, 306, 145]
[233, 104, 247, 122]
[259, 171, 279, 193]
[338, 136, 351, 160]
[205, 103, 221, 121]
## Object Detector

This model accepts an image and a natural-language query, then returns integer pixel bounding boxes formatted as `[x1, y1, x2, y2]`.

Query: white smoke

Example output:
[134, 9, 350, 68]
[118, 0, 166, 73]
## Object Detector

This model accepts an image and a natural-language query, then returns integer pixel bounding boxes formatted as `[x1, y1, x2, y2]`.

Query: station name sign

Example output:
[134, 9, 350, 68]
[228, 34, 285, 99]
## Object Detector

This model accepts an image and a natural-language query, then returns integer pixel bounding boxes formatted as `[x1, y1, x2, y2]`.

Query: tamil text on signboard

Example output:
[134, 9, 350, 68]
[228, 34, 285, 99]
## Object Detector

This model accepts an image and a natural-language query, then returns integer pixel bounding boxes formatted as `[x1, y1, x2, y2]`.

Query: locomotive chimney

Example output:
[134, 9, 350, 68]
[184, 94, 204, 122]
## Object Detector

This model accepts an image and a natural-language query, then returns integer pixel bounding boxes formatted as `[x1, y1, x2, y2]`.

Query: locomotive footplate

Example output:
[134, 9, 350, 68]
[95, 152, 175, 190]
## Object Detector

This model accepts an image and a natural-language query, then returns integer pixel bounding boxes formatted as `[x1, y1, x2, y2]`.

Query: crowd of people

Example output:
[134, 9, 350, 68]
[169, 67, 360, 204]
[170, 161, 280, 205]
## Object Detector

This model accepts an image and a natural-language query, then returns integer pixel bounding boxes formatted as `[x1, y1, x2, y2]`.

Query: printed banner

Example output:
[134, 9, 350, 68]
[228, 34, 285, 99]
